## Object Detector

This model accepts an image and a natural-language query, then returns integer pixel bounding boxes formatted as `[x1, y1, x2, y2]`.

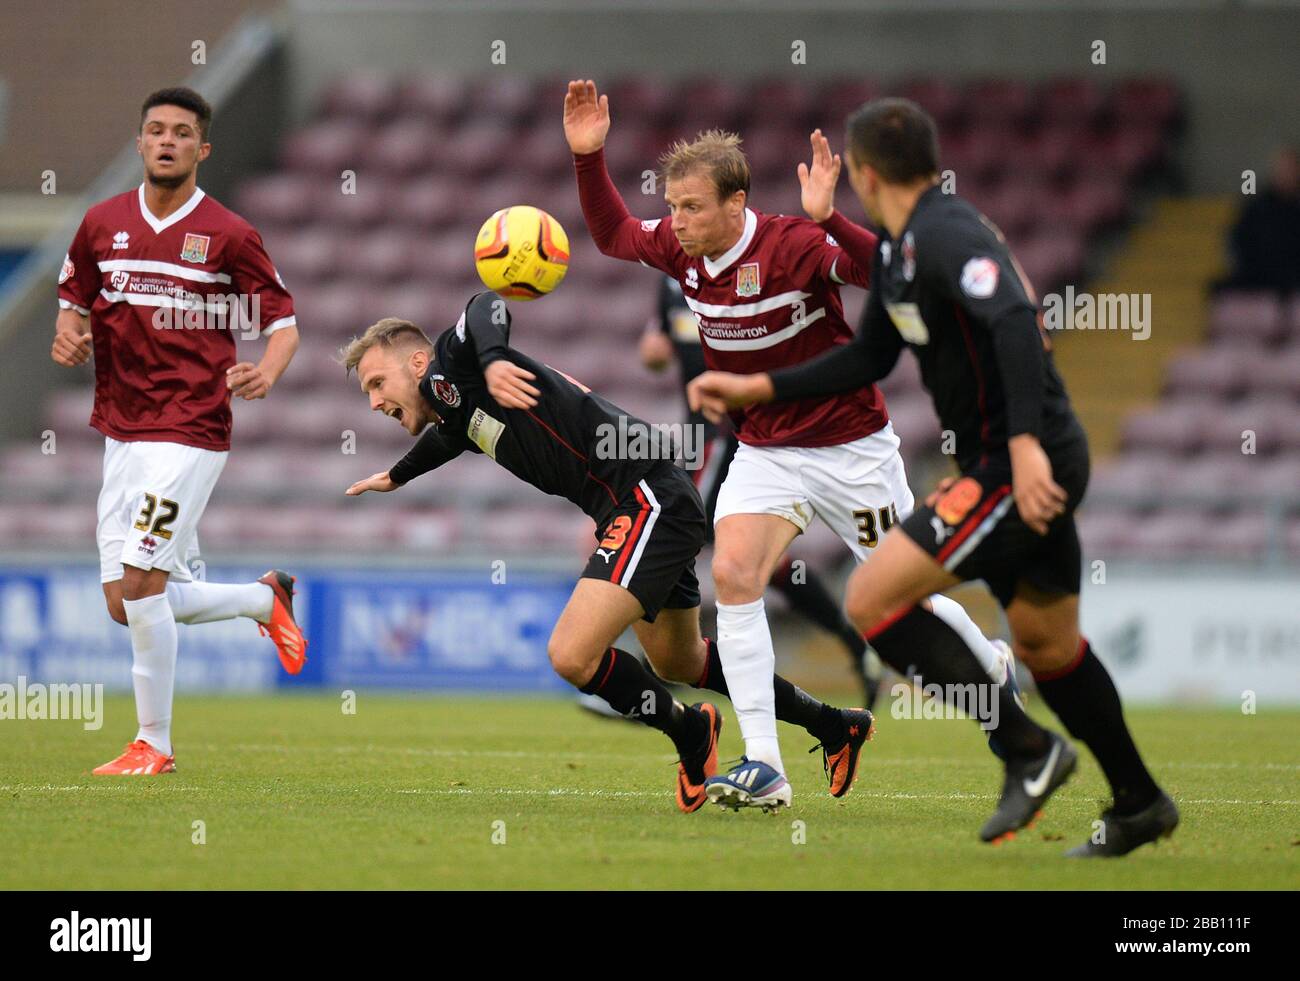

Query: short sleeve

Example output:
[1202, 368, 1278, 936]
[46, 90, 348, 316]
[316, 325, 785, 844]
[58, 217, 100, 314]
[230, 227, 296, 336]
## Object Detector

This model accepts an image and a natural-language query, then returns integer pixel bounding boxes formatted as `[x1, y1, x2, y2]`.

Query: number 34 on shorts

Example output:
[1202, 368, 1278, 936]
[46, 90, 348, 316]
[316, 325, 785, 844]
[852, 501, 900, 548]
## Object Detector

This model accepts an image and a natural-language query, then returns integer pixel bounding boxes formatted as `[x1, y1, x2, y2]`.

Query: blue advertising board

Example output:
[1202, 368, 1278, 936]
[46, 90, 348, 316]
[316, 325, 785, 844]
[0, 563, 575, 693]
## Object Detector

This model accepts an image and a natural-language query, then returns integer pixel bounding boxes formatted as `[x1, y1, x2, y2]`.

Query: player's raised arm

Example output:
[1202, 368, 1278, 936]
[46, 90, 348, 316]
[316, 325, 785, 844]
[457, 291, 540, 409]
[565, 80, 678, 272]
[563, 78, 610, 155]
[799, 130, 877, 288]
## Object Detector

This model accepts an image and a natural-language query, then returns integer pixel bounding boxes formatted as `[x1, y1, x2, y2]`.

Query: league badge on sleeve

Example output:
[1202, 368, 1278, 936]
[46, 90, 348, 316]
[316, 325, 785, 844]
[180, 233, 211, 264]
[960, 257, 1000, 299]
[58, 254, 74, 285]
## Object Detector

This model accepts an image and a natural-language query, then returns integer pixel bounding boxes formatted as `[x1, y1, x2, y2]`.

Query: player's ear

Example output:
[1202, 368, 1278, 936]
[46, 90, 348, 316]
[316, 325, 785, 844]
[197, 142, 212, 163]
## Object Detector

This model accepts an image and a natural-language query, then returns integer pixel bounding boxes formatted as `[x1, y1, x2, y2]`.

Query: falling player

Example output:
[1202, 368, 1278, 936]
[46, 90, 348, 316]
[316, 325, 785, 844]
[689, 101, 1176, 852]
[340, 291, 874, 812]
[564, 79, 1016, 810]
[639, 273, 883, 707]
[53, 87, 308, 776]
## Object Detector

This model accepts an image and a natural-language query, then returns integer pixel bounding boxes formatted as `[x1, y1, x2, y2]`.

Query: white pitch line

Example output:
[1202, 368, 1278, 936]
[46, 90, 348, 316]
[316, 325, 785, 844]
[2, 783, 1295, 807]
[176, 745, 1300, 772]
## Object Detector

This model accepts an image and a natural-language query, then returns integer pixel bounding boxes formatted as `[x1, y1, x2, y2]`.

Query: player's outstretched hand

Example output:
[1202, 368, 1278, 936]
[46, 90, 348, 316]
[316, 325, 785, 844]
[686, 370, 775, 425]
[1008, 434, 1069, 535]
[51, 322, 92, 366]
[564, 79, 611, 155]
[797, 128, 841, 223]
[346, 471, 398, 496]
[227, 362, 271, 400]
[485, 359, 540, 409]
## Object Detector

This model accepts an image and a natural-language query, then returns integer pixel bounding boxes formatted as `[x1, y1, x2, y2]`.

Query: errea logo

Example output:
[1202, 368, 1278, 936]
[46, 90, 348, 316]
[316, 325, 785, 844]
[685, 267, 699, 290]
[112, 231, 130, 250]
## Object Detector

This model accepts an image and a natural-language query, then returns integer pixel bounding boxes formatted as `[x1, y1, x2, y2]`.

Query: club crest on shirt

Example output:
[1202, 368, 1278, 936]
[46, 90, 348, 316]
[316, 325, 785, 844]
[901, 231, 916, 282]
[429, 373, 461, 410]
[179, 233, 210, 264]
[735, 261, 761, 298]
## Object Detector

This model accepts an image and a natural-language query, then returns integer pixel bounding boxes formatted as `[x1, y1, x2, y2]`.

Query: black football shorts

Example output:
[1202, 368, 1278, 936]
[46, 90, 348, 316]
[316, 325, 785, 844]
[899, 438, 1091, 608]
[581, 462, 707, 622]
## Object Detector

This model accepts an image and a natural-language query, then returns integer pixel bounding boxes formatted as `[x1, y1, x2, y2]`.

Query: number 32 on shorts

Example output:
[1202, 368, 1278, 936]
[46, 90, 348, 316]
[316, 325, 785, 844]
[853, 502, 899, 548]
[133, 493, 180, 540]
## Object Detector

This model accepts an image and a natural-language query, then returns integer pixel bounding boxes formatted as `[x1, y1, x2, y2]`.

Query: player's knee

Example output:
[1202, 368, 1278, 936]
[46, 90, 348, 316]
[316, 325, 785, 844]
[711, 553, 764, 604]
[1012, 635, 1074, 673]
[843, 588, 887, 633]
[547, 638, 597, 687]
[105, 597, 128, 626]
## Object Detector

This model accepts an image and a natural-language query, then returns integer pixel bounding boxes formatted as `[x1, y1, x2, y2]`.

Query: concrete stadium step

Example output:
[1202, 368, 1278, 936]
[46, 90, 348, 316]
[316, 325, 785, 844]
[1051, 194, 1237, 457]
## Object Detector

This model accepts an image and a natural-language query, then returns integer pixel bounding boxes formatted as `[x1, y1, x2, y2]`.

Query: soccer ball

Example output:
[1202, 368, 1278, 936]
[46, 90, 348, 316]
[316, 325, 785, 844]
[473, 206, 570, 300]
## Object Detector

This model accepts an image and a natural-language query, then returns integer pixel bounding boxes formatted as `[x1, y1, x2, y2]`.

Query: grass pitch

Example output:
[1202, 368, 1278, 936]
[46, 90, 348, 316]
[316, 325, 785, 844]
[3, 694, 1296, 889]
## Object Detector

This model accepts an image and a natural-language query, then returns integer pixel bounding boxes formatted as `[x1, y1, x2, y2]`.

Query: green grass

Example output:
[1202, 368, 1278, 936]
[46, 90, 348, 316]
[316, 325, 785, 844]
[2, 694, 1296, 889]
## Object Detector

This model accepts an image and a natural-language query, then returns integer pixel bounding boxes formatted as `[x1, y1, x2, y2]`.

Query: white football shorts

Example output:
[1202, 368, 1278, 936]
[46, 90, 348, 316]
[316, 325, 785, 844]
[712, 422, 917, 563]
[97, 437, 227, 584]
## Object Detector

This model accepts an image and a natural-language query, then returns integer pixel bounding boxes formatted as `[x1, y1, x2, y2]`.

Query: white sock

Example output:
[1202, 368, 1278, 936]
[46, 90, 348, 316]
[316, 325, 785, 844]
[166, 580, 273, 625]
[716, 598, 784, 773]
[927, 594, 1005, 683]
[124, 592, 178, 757]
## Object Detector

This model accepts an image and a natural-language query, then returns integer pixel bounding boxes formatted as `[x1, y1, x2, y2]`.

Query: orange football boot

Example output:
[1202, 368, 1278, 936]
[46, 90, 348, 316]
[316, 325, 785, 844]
[814, 707, 876, 798]
[92, 739, 175, 775]
[257, 569, 308, 674]
[675, 703, 723, 813]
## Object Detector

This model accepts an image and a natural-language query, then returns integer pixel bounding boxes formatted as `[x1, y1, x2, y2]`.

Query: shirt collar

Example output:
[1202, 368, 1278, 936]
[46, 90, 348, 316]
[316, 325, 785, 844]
[703, 207, 757, 279]
[137, 183, 205, 234]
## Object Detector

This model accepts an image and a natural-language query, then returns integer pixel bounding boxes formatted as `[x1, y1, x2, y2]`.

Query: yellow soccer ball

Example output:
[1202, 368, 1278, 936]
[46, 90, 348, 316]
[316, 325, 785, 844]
[473, 205, 570, 300]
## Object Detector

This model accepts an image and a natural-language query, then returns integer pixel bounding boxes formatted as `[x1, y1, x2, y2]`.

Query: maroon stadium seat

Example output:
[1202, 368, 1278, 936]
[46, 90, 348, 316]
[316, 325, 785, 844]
[321, 73, 399, 121]
[1163, 348, 1252, 400]
[967, 78, 1036, 130]
[1209, 291, 1284, 345]
[280, 121, 367, 177]
[1039, 79, 1106, 128]
[1088, 453, 1179, 501]
[235, 175, 321, 227]
[394, 75, 469, 125]
[1121, 401, 1210, 456]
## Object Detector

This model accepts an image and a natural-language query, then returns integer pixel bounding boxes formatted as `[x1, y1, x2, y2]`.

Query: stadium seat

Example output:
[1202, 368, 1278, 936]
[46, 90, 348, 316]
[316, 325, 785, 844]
[320, 73, 399, 121]
[1120, 402, 1210, 456]
[1209, 291, 1284, 345]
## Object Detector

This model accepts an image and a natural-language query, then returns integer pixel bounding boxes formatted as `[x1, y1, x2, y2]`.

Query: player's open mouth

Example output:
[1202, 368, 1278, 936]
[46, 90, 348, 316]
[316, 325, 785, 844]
[158, 153, 175, 163]
[387, 407, 404, 423]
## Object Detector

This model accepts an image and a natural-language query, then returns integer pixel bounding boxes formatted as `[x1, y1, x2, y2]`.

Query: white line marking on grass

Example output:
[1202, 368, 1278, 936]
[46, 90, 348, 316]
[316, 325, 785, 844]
[390, 787, 1300, 806]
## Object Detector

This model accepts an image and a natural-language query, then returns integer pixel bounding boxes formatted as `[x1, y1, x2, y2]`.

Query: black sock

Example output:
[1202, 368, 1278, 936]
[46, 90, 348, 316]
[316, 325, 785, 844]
[1033, 640, 1161, 815]
[581, 648, 701, 751]
[770, 557, 869, 666]
[695, 638, 844, 744]
[870, 606, 1050, 758]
